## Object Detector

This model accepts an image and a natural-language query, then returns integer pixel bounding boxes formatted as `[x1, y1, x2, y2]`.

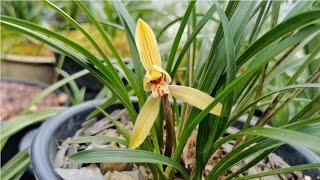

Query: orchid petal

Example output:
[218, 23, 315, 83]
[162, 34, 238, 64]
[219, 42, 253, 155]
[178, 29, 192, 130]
[168, 85, 222, 116]
[135, 19, 162, 72]
[128, 96, 161, 149]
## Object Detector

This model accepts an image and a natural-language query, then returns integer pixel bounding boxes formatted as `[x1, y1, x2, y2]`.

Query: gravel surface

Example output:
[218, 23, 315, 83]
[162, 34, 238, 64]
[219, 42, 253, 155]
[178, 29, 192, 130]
[0, 81, 67, 120]
[55, 109, 309, 180]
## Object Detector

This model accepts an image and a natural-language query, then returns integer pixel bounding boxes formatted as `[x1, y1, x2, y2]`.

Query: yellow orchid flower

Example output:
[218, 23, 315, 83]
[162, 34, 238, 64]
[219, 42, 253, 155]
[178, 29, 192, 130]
[128, 19, 222, 149]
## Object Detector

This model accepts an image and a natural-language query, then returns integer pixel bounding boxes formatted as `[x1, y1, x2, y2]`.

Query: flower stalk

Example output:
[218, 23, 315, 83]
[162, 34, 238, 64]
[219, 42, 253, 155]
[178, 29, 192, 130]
[162, 95, 176, 157]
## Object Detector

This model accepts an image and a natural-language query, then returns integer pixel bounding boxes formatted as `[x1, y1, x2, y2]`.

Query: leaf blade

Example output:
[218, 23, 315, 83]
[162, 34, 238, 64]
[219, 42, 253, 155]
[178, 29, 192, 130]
[238, 163, 320, 180]
[69, 149, 189, 179]
[70, 135, 127, 146]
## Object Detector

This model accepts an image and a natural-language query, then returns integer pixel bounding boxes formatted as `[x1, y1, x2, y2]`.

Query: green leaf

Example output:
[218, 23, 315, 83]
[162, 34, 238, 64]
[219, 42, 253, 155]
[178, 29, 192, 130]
[237, 10, 320, 67]
[1, 137, 9, 151]
[226, 148, 275, 180]
[291, 94, 320, 122]
[207, 117, 320, 179]
[99, 21, 124, 30]
[214, 2, 236, 78]
[216, 127, 320, 154]
[70, 135, 127, 146]
[285, 1, 313, 18]
[56, 68, 86, 105]
[22, 69, 89, 114]
[10, 166, 28, 180]
[112, 0, 135, 35]
[248, 1, 269, 44]
[112, 0, 144, 97]
[206, 139, 281, 180]
[238, 163, 320, 180]
[287, 44, 320, 85]
[94, 86, 112, 100]
[231, 83, 320, 124]
[271, 1, 281, 27]
[1, 148, 30, 180]
[156, 13, 219, 40]
[212, 1, 236, 135]
[94, 105, 130, 141]
[69, 149, 189, 180]
[85, 96, 117, 120]
[166, 1, 196, 72]
[170, 2, 220, 77]
[170, 19, 320, 174]
[1, 16, 137, 120]
[42, 1, 136, 120]
[0, 107, 63, 143]
[197, 1, 254, 93]
[286, 117, 320, 130]
[194, 2, 238, 179]
[75, 0, 145, 105]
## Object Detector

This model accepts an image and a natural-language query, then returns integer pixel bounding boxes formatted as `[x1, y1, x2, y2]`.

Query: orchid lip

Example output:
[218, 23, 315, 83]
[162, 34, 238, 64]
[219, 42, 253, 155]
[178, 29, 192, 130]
[145, 69, 171, 98]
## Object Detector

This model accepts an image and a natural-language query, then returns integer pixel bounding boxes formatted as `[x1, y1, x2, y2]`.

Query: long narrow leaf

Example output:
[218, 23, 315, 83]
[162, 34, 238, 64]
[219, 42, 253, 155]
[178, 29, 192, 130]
[170, 3, 219, 76]
[99, 21, 124, 30]
[157, 13, 219, 40]
[76, 0, 145, 105]
[215, 127, 320, 154]
[231, 83, 320, 124]
[0, 107, 63, 142]
[237, 10, 320, 67]
[166, 1, 195, 72]
[1, 148, 30, 180]
[69, 149, 189, 180]
[238, 163, 320, 180]
[112, 0, 144, 93]
[1, 18, 137, 120]
[22, 69, 89, 114]
[43, 0, 136, 119]
[170, 20, 320, 173]
[291, 94, 320, 122]
[94, 105, 130, 141]
[70, 135, 127, 146]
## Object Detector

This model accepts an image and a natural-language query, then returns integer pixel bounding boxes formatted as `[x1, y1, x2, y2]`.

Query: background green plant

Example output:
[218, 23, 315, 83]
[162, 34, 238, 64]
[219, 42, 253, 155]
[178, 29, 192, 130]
[1, 0, 320, 179]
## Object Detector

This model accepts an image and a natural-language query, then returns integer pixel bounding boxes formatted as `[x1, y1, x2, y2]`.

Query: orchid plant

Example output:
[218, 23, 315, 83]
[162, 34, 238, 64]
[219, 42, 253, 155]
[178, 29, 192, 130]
[1, 0, 320, 179]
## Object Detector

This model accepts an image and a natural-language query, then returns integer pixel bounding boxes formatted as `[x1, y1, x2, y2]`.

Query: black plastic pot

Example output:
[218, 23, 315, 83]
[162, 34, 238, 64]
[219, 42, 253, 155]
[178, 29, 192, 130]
[31, 99, 320, 180]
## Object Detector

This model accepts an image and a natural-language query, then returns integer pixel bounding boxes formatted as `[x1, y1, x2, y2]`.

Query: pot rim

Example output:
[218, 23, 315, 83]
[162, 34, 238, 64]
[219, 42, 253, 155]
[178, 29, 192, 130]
[31, 99, 107, 180]
[1, 77, 54, 90]
[3, 54, 55, 64]
[31, 98, 320, 180]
